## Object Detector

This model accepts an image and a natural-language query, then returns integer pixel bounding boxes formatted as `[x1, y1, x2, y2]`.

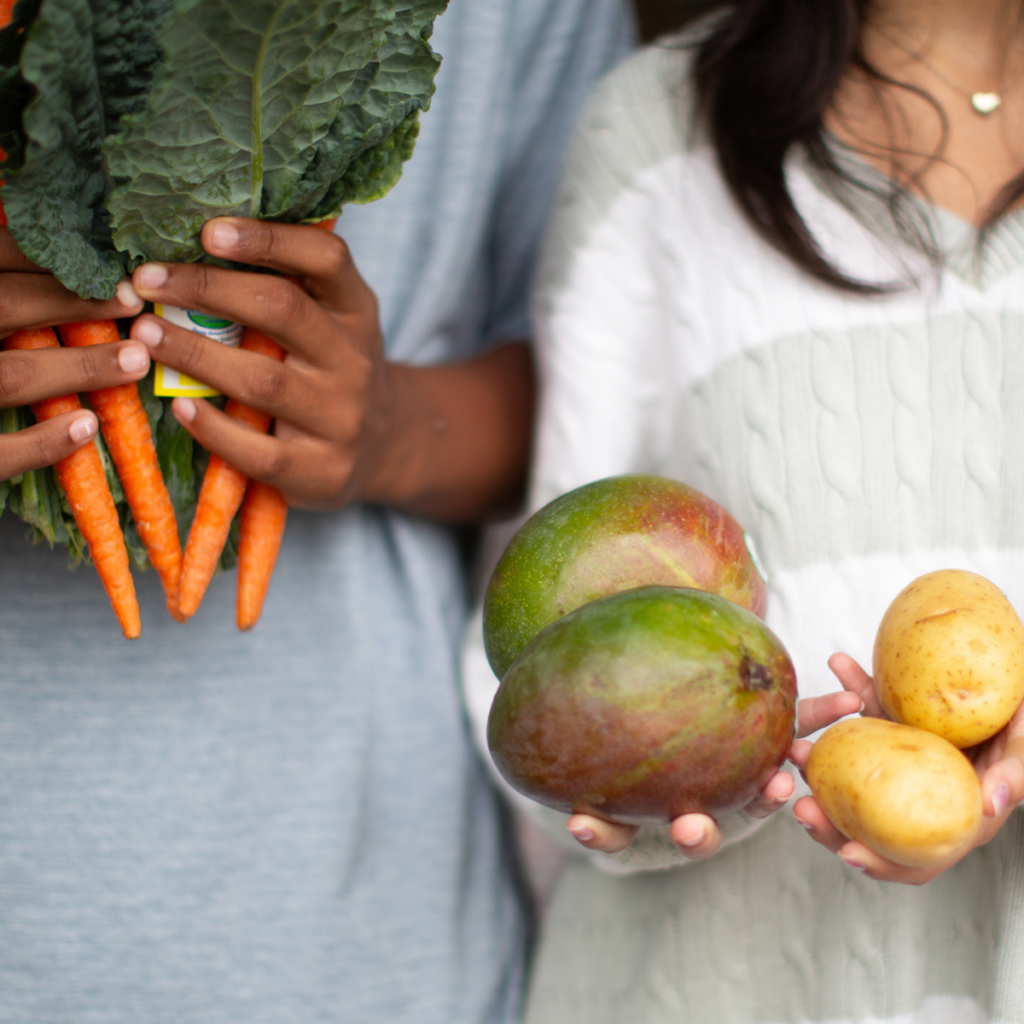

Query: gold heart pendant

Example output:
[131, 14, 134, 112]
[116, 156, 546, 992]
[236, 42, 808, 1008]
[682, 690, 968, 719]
[971, 92, 1002, 115]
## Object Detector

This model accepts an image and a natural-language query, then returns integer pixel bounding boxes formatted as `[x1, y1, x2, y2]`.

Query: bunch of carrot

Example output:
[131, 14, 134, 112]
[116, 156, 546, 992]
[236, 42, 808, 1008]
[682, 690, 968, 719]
[177, 325, 289, 629]
[1, 216, 329, 635]
[2, 305, 292, 635]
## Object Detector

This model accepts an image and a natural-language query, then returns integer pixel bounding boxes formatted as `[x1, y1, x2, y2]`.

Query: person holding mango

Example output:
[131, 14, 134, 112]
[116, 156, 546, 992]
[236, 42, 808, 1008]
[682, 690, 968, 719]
[461, 0, 1024, 1021]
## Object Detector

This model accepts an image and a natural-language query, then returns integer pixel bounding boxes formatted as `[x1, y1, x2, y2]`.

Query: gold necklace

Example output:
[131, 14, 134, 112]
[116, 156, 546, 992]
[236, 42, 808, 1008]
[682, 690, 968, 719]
[872, 24, 1022, 116]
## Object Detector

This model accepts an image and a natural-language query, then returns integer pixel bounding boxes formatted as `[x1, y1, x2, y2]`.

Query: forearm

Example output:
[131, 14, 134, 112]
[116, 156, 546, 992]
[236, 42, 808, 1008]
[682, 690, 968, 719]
[363, 341, 535, 523]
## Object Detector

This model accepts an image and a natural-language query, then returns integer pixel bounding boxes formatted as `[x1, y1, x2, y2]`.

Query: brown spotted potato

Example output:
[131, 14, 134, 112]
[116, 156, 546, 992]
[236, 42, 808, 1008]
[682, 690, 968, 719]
[806, 718, 982, 868]
[873, 569, 1024, 748]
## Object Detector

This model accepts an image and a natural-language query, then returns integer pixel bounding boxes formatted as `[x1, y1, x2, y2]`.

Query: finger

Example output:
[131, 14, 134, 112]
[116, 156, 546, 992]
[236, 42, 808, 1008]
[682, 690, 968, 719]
[200, 217, 376, 313]
[169, 396, 345, 508]
[0, 230, 43, 272]
[566, 814, 638, 854]
[1005, 734, 1024, 763]
[744, 769, 796, 818]
[130, 262, 358, 367]
[788, 738, 813, 778]
[834, 841, 942, 885]
[792, 795, 848, 853]
[0, 411, 98, 479]
[0, 273, 143, 338]
[795, 690, 864, 738]
[828, 652, 886, 717]
[669, 813, 723, 859]
[980, 754, 1024, 818]
[131, 314, 332, 428]
[0, 343, 150, 408]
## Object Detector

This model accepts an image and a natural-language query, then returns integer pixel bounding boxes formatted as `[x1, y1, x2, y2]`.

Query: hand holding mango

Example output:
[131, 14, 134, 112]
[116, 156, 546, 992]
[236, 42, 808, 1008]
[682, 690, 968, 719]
[485, 475, 861, 859]
[797, 570, 1024, 882]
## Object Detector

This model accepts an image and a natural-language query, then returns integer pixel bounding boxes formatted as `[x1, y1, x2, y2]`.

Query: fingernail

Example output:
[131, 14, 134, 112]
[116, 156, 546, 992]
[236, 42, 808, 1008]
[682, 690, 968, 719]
[568, 826, 594, 843]
[172, 397, 196, 424]
[134, 319, 163, 348]
[136, 264, 168, 290]
[118, 345, 148, 373]
[116, 279, 142, 308]
[839, 855, 867, 872]
[795, 817, 814, 832]
[676, 827, 706, 848]
[69, 415, 96, 443]
[209, 221, 240, 252]
[993, 783, 1010, 816]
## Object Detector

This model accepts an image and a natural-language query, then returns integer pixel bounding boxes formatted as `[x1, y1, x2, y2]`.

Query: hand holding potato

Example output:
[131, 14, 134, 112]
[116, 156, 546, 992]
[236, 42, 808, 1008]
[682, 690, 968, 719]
[791, 653, 1024, 885]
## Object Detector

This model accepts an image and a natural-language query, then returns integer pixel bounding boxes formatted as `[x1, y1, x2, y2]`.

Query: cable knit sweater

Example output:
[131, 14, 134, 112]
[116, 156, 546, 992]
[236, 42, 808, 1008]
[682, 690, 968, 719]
[462, 37, 1024, 1024]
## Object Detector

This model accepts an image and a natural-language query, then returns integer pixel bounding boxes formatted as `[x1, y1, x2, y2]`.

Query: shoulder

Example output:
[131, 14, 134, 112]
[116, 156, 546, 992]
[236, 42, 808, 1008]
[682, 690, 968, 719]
[562, 36, 701, 212]
[534, 34, 723, 311]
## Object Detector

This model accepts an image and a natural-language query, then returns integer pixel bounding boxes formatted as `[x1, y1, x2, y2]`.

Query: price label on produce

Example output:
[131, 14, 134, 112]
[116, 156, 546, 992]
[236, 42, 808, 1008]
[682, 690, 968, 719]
[152, 304, 243, 397]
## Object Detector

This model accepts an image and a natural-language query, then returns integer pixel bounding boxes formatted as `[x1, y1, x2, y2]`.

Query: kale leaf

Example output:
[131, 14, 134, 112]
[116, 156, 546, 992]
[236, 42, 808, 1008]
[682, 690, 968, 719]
[0, 0, 176, 298]
[106, 0, 445, 266]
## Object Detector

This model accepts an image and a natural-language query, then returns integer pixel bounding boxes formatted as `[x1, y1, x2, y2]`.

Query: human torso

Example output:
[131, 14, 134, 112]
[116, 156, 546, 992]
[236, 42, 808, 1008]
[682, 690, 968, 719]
[523, 41, 1024, 1024]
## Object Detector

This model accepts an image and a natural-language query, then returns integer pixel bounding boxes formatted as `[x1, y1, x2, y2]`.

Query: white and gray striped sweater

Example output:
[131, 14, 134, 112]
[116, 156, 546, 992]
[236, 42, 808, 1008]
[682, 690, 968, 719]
[463, 37, 1024, 1024]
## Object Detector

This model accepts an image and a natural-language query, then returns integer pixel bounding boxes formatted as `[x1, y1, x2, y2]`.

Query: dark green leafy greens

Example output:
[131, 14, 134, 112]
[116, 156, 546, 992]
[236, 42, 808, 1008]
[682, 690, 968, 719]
[1, 0, 445, 294]
[0, 0, 446, 564]
[1, 0, 176, 298]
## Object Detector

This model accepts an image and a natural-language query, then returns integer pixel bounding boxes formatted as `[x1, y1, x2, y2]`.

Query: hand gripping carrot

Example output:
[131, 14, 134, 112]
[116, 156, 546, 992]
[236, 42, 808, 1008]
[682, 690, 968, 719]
[2, 328, 141, 638]
[233, 218, 337, 629]
[176, 326, 285, 621]
[57, 321, 183, 616]
[179, 218, 337, 625]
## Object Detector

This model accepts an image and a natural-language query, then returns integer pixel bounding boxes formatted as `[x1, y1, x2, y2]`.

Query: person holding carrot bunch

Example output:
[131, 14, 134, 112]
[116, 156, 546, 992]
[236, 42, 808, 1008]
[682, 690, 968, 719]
[462, 0, 1024, 1022]
[0, 1, 634, 1021]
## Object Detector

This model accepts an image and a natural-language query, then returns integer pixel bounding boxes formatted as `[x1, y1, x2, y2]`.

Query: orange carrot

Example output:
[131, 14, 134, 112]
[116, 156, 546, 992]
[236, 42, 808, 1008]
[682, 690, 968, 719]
[3, 327, 141, 638]
[176, 326, 286, 620]
[58, 320, 183, 617]
[236, 480, 288, 630]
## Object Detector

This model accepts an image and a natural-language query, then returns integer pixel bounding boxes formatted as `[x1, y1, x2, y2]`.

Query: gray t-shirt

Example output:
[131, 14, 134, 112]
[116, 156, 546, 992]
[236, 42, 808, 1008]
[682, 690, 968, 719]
[0, 4, 633, 1022]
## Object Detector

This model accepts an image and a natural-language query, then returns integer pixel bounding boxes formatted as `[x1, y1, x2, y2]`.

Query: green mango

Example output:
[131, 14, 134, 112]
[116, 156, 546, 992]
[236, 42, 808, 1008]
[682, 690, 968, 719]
[487, 586, 796, 825]
[483, 475, 768, 681]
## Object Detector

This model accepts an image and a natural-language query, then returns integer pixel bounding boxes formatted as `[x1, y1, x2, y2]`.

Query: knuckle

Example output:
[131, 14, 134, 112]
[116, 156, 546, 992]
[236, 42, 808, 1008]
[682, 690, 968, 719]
[246, 362, 287, 405]
[0, 286, 17, 335]
[78, 344, 110, 382]
[341, 350, 374, 411]
[177, 326, 207, 371]
[249, 223, 284, 266]
[323, 234, 353, 278]
[28, 423, 62, 468]
[185, 263, 218, 308]
[0, 355, 32, 403]
[263, 280, 307, 327]
[322, 458, 351, 499]
[256, 443, 291, 481]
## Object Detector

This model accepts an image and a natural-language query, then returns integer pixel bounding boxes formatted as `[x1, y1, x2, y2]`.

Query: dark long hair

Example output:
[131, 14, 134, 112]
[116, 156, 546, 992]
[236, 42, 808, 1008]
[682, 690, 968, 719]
[650, 0, 1024, 292]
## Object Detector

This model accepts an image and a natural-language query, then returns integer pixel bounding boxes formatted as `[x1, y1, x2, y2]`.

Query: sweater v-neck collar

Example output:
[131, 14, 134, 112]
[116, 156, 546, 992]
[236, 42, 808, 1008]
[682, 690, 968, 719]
[932, 202, 1024, 288]
[802, 136, 1024, 291]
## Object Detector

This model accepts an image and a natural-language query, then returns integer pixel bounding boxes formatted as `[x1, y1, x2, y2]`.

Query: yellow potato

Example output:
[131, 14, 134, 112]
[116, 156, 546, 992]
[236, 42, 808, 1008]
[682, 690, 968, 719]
[873, 569, 1024, 748]
[807, 718, 982, 868]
